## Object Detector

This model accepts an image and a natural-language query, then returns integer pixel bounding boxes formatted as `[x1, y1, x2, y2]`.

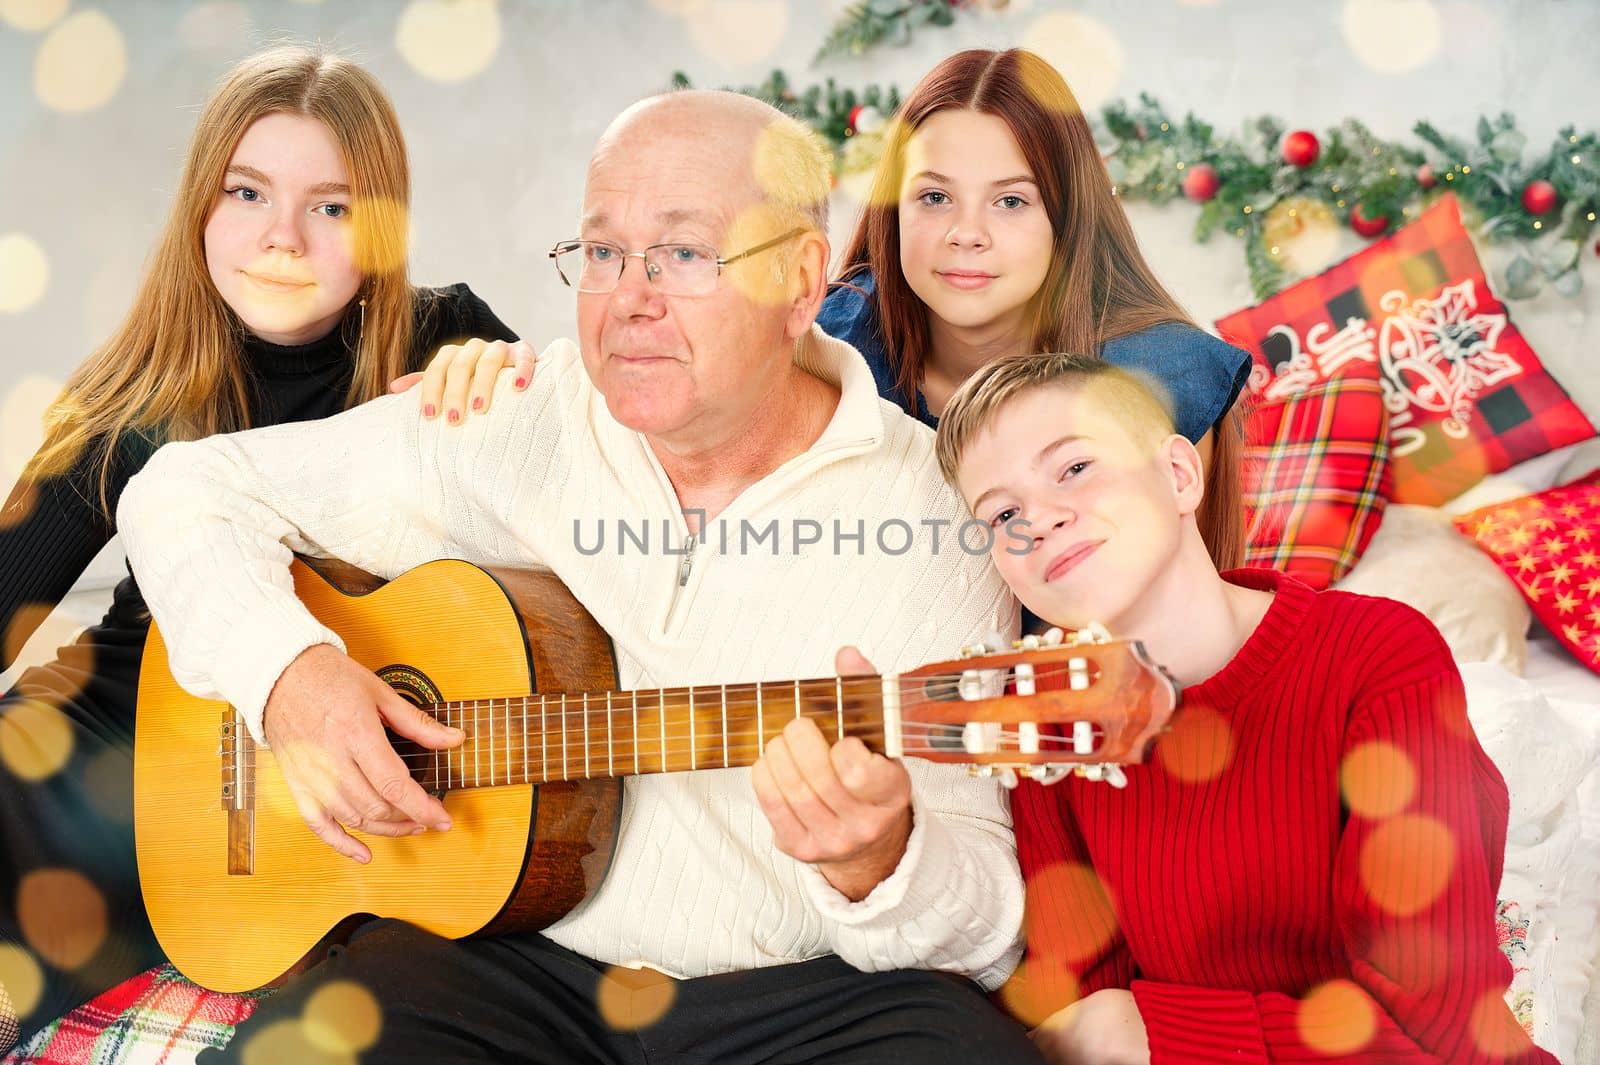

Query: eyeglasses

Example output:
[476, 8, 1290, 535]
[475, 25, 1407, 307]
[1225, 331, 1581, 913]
[548, 228, 804, 297]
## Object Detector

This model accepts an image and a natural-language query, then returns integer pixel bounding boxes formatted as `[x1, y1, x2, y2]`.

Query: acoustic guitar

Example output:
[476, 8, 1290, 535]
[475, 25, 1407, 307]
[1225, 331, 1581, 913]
[134, 557, 1179, 992]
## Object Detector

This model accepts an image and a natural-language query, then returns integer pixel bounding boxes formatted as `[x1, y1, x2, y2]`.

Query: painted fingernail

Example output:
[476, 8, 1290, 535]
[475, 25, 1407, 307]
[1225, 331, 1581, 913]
[448, 409, 459, 424]
[423, 403, 436, 418]
[472, 397, 484, 411]
[515, 377, 527, 389]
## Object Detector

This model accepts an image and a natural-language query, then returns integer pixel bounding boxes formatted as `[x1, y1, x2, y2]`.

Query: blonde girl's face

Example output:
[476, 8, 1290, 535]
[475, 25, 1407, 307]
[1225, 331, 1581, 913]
[896, 109, 1055, 340]
[204, 112, 363, 346]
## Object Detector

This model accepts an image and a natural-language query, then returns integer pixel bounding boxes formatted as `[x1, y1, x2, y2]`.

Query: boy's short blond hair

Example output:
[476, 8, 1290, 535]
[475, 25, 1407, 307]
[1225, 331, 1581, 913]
[934, 352, 1178, 485]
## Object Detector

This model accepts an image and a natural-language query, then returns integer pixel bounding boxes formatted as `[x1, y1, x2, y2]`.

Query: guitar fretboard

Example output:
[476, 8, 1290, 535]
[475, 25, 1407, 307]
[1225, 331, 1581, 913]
[400, 676, 896, 789]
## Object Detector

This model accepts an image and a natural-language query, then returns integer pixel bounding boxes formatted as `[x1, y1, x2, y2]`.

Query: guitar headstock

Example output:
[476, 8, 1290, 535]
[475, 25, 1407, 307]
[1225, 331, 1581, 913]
[893, 628, 1179, 786]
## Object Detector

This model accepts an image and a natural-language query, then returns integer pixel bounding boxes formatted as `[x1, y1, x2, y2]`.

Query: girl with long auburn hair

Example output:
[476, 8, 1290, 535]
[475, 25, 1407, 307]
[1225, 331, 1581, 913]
[817, 47, 1250, 573]
[0, 45, 522, 1045]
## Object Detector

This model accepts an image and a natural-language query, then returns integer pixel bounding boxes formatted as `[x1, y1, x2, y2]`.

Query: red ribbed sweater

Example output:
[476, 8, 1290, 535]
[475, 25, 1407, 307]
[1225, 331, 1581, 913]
[1006, 568, 1558, 1064]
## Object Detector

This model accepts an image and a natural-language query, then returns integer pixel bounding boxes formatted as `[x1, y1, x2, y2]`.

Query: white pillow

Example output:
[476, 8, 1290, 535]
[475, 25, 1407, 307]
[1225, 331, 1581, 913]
[1335, 505, 1531, 674]
[1461, 663, 1600, 1064]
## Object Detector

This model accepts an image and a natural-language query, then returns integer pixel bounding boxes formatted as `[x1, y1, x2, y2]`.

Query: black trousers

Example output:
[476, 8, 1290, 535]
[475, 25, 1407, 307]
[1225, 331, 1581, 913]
[0, 620, 164, 1051]
[198, 919, 1044, 1065]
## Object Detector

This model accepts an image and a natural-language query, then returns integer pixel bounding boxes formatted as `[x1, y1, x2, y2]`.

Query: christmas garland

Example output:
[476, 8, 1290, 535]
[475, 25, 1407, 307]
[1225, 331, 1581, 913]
[677, 70, 1597, 301]
[1102, 95, 1599, 300]
[813, 0, 1006, 63]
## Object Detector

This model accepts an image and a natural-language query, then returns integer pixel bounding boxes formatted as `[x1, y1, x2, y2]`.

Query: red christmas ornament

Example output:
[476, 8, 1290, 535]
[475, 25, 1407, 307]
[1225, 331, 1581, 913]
[1521, 179, 1558, 216]
[1416, 163, 1437, 189]
[1281, 129, 1320, 168]
[1350, 202, 1390, 238]
[847, 104, 864, 132]
[1181, 163, 1221, 202]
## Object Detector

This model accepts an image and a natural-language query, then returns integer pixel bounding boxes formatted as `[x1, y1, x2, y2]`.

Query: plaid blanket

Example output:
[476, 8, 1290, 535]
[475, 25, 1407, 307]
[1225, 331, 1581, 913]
[2, 967, 264, 1065]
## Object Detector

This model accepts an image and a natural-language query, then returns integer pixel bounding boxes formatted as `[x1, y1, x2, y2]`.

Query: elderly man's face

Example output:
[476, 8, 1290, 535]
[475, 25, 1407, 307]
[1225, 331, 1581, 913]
[575, 113, 796, 442]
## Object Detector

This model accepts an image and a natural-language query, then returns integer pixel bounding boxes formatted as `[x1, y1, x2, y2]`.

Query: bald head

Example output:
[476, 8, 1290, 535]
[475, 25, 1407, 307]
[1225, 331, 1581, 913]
[588, 89, 829, 235]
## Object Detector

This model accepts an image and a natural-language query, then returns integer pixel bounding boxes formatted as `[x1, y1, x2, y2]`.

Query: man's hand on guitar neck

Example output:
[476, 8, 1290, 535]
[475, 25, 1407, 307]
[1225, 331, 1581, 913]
[752, 646, 913, 902]
[263, 643, 465, 863]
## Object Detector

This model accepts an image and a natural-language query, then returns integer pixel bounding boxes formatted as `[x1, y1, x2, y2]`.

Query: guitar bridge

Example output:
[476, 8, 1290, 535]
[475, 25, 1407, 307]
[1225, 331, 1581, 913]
[219, 711, 255, 875]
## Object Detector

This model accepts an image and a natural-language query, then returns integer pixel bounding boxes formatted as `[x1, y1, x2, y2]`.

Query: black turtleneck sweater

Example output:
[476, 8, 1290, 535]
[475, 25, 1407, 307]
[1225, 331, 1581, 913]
[0, 283, 515, 682]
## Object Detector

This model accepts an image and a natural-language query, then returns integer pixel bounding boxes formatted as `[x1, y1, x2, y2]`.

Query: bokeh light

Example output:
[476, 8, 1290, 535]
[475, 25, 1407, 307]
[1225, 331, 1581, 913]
[241, 1018, 356, 1065]
[177, 2, 256, 53]
[84, 744, 134, 825]
[596, 964, 676, 1031]
[1024, 862, 1119, 965]
[2, 374, 62, 485]
[1342, 0, 1441, 73]
[1359, 813, 1457, 917]
[0, 0, 68, 32]
[1296, 979, 1377, 1056]
[0, 944, 44, 1026]
[1155, 704, 1234, 782]
[751, 118, 831, 223]
[1021, 13, 1124, 111]
[17, 868, 107, 970]
[0, 696, 75, 783]
[1263, 197, 1341, 277]
[304, 980, 382, 1054]
[34, 10, 128, 113]
[395, 0, 502, 84]
[997, 954, 1079, 1029]
[0, 233, 50, 315]
[1470, 986, 1534, 1058]
[1340, 740, 1417, 819]
[686, 1, 788, 67]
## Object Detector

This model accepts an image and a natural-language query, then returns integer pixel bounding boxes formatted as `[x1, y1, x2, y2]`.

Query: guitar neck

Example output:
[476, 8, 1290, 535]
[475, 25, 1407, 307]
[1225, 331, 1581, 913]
[408, 676, 896, 790]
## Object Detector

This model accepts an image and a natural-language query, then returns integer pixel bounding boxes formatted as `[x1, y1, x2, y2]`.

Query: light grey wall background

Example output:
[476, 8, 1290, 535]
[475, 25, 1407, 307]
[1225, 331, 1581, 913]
[2, 0, 1598, 677]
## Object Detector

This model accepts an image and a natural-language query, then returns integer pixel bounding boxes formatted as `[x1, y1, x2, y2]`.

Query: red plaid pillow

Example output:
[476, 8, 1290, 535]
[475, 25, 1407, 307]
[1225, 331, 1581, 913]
[1218, 195, 1594, 507]
[1453, 471, 1600, 675]
[1243, 376, 1392, 588]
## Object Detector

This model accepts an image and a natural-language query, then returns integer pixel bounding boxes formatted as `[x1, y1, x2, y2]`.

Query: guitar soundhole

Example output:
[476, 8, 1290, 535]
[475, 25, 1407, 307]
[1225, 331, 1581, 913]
[377, 664, 446, 795]
[377, 663, 444, 709]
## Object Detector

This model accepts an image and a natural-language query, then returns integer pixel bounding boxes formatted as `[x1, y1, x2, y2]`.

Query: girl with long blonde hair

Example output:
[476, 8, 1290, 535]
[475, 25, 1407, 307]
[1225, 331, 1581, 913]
[0, 45, 520, 1044]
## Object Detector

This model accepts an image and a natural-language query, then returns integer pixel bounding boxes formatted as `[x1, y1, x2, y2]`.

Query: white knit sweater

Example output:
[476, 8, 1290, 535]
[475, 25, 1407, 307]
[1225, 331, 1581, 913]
[118, 325, 1024, 989]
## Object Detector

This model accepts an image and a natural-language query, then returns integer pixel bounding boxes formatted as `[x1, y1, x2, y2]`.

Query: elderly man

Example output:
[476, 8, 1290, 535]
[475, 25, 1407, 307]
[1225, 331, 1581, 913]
[120, 91, 1035, 1063]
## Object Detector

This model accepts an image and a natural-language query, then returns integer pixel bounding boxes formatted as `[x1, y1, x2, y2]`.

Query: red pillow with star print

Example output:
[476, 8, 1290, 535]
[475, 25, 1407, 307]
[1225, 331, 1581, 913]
[1217, 194, 1595, 506]
[1453, 471, 1600, 675]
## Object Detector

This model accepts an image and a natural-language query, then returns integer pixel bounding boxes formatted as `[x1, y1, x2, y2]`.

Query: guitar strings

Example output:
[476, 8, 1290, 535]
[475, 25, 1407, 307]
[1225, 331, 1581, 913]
[203, 664, 1137, 781]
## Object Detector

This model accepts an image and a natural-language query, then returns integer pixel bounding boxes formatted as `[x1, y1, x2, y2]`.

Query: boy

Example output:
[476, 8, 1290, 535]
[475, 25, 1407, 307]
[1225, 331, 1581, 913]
[925, 352, 1554, 1064]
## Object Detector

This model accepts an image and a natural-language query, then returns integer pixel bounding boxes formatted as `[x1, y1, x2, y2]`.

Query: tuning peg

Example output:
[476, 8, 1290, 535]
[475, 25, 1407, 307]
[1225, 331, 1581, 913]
[1042, 627, 1065, 647]
[1024, 764, 1073, 786]
[957, 642, 987, 660]
[1069, 622, 1112, 646]
[983, 630, 1009, 653]
[1072, 762, 1129, 788]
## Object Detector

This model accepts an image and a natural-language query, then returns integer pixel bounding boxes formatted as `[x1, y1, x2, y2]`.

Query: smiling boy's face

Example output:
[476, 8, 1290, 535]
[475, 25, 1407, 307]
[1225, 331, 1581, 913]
[954, 381, 1194, 632]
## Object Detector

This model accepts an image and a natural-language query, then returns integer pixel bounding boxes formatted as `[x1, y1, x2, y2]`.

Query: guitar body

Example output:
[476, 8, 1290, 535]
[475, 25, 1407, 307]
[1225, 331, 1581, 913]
[134, 558, 623, 992]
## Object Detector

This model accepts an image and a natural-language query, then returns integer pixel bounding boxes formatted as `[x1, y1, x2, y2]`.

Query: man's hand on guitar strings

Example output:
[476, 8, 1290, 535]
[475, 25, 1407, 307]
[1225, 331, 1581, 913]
[751, 645, 913, 902]
[262, 643, 465, 863]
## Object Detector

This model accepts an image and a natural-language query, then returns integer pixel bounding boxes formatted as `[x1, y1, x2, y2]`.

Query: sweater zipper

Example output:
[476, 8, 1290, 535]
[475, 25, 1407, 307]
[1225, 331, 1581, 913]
[664, 530, 698, 632]
[677, 534, 697, 587]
